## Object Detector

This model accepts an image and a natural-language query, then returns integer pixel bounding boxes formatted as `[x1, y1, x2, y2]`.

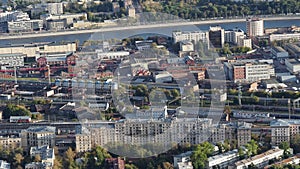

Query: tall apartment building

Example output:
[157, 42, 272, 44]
[47, 3, 64, 15]
[224, 29, 244, 44]
[246, 17, 264, 37]
[270, 119, 300, 146]
[172, 31, 210, 49]
[224, 60, 274, 83]
[20, 126, 56, 151]
[210, 122, 252, 147]
[75, 118, 212, 152]
[209, 26, 225, 48]
[0, 136, 21, 151]
[237, 36, 252, 49]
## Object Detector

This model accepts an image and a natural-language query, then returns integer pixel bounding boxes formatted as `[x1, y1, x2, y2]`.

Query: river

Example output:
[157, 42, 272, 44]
[0, 19, 299, 46]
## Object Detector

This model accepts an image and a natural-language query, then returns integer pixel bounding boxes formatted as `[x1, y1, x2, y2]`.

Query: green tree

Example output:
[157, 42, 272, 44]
[191, 142, 214, 169]
[3, 104, 31, 119]
[279, 141, 290, 157]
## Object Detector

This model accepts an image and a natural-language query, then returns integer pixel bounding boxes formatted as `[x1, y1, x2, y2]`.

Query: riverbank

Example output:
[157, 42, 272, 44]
[0, 16, 300, 40]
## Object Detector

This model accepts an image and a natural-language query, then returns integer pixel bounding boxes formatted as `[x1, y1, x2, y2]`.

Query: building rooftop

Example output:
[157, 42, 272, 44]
[30, 145, 54, 161]
[235, 148, 283, 167]
[0, 160, 10, 169]
[273, 46, 286, 53]
[26, 126, 56, 133]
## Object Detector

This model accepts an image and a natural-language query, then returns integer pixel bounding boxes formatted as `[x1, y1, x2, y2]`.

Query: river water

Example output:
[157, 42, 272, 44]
[0, 19, 299, 46]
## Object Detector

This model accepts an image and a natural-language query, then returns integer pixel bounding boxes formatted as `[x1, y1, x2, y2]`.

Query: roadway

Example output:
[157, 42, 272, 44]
[0, 16, 300, 40]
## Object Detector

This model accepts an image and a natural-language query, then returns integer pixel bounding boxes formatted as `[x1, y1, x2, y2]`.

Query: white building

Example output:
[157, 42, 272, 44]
[96, 51, 130, 60]
[285, 59, 300, 74]
[172, 31, 209, 48]
[47, 3, 64, 15]
[153, 71, 173, 83]
[0, 160, 10, 169]
[271, 46, 289, 59]
[270, 33, 300, 42]
[0, 11, 30, 22]
[224, 29, 244, 44]
[30, 145, 55, 164]
[207, 149, 240, 169]
[233, 148, 284, 169]
[174, 151, 193, 169]
[245, 63, 273, 82]
[180, 41, 194, 52]
[237, 36, 252, 49]
[246, 17, 264, 37]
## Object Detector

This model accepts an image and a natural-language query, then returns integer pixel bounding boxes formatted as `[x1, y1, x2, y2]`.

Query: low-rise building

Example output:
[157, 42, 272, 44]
[284, 43, 300, 58]
[180, 41, 194, 52]
[232, 148, 284, 169]
[285, 58, 300, 74]
[105, 157, 125, 169]
[30, 145, 55, 164]
[46, 19, 67, 30]
[207, 149, 240, 169]
[270, 33, 300, 42]
[0, 160, 10, 169]
[271, 46, 289, 59]
[264, 154, 300, 169]
[173, 151, 193, 169]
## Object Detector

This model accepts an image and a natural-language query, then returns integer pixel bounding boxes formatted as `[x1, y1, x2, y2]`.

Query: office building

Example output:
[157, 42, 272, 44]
[40, 13, 87, 26]
[172, 31, 209, 49]
[209, 26, 225, 48]
[20, 126, 56, 151]
[246, 17, 264, 37]
[224, 60, 274, 83]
